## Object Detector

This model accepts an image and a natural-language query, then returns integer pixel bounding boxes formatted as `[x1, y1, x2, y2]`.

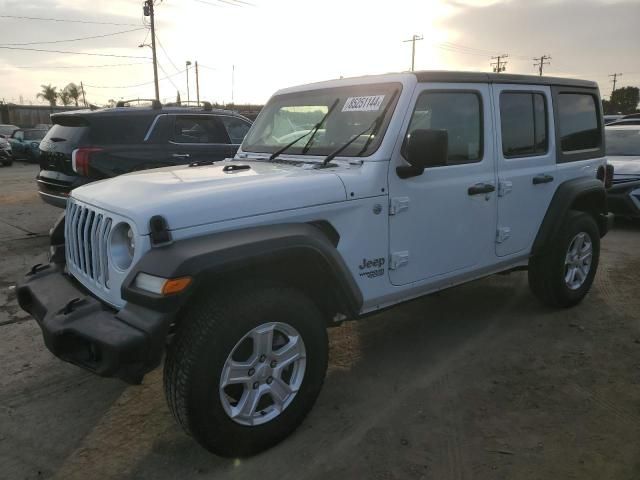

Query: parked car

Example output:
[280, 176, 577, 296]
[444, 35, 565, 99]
[37, 101, 252, 207]
[606, 125, 640, 218]
[606, 118, 640, 127]
[8, 129, 47, 161]
[34, 123, 52, 130]
[0, 137, 12, 166]
[18, 71, 612, 457]
[604, 114, 624, 124]
[0, 124, 19, 138]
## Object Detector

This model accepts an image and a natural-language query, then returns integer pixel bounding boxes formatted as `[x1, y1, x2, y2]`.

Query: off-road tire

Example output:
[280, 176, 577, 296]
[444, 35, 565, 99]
[164, 284, 328, 457]
[528, 210, 600, 308]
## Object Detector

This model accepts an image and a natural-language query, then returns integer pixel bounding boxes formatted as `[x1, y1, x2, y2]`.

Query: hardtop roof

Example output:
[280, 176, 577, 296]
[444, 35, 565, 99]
[412, 70, 597, 88]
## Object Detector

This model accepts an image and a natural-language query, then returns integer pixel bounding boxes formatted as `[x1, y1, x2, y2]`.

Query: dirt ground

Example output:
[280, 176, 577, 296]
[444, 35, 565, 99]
[1, 163, 639, 480]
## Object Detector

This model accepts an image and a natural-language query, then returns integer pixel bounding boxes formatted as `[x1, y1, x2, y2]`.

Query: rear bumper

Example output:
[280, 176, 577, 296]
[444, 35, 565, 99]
[17, 263, 174, 384]
[38, 190, 68, 208]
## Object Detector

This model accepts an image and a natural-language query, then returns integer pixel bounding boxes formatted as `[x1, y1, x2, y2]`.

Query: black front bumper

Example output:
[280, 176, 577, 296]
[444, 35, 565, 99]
[17, 264, 174, 384]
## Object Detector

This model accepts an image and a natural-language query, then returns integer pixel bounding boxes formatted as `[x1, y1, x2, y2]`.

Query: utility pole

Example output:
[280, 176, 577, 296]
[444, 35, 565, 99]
[403, 34, 423, 72]
[490, 54, 508, 73]
[143, 0, 160, 102]
[533, 55, 551, 76]
[195, 61, 200, 106]
[185, 60, 192, 104]
[609, 73, 623, 97]
[80, 81, 87, 107]
[231, 64, 235, 105]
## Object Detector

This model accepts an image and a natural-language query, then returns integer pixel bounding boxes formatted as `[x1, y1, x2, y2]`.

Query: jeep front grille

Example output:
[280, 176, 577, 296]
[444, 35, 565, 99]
[65, 200, 112, 289]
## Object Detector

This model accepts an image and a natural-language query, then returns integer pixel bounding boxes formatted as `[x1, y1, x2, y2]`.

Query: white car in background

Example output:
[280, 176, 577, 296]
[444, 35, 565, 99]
[606, 125, 640, 218]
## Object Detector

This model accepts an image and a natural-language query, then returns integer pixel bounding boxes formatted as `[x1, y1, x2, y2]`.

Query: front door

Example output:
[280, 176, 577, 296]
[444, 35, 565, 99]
[388, 84, 498, 286]
[492, 85, 557, 257]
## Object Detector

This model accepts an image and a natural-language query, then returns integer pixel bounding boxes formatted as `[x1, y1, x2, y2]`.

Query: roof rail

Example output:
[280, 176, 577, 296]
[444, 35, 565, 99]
[115, 99, 162, 110]
[163, 100, 213, 111]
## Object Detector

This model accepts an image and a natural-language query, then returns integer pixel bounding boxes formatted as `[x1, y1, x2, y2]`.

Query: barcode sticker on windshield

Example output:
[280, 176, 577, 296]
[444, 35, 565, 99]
[342, 95, 385, 112]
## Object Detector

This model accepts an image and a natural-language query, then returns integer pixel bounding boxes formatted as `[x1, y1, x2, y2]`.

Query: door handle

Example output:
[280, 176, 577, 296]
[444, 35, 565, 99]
[532, 174, 554, 185]
[172, 153, 191, 158]
[468, 183, 496, 196]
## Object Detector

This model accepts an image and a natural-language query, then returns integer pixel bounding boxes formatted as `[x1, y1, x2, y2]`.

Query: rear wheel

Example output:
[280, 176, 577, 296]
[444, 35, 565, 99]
[528, 211, 600, 308]
[164, 284, 328, 457]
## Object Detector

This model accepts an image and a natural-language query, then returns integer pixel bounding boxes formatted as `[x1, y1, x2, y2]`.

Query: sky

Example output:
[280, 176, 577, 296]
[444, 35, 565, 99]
[0, 0, 638, 106]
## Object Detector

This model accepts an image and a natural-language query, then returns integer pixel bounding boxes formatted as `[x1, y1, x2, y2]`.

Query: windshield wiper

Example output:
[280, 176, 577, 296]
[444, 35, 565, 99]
[269, 98, 340, 162]
[320, 90, 399, 167]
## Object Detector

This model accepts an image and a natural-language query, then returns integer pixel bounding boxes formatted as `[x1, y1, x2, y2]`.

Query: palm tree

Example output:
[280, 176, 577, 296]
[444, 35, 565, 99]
[58, 89, 72, 106]
[65, 83, 81, 107]
[37, 84, 58, 107]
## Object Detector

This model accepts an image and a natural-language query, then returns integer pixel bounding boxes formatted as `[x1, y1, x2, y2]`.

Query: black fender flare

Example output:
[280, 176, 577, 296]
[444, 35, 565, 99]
[531, 177, 607, 256]
[122, 223, 363, 316]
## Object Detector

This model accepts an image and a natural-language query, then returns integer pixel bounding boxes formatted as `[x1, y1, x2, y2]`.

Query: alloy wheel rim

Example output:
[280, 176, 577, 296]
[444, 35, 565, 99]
[564, 231, 593, 290]
[219, 322, 307, 426]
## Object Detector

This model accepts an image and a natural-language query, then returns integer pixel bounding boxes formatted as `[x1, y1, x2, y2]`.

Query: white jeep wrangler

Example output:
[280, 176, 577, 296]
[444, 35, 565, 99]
[18, 71, 613, 457]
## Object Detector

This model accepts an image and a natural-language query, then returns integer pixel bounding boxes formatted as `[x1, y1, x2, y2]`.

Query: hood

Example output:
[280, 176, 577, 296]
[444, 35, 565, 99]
[608, 156, 640, 176]
[72, 161, 348, 233]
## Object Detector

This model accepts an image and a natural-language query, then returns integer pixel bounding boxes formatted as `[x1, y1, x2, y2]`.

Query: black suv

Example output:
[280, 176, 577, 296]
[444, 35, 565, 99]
[37, 101, 252, 207]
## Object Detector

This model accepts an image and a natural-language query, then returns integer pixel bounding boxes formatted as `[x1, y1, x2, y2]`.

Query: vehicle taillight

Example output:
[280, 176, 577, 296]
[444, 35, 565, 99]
[71, 147, 103, 176]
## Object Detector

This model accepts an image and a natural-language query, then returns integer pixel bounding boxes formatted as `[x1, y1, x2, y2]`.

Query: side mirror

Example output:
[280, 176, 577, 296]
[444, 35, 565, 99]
[397, 129, 448, 179]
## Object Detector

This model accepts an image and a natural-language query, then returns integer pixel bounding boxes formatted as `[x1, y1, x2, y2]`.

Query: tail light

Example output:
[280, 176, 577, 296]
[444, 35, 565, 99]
[71, 147, 103, 176]
[597, 164, 614, 189]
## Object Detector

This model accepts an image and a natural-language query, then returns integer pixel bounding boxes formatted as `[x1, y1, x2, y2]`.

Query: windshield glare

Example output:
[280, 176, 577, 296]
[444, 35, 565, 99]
[606, 128, 640, 156]
[242, 82, 401, 158]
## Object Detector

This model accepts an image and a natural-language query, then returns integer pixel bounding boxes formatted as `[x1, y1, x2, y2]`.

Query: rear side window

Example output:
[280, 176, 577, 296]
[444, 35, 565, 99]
[404, 91, 482, 165]
[42, 124, 88, 152]
[557, 93, 601, 152]
[221, 116, 251, 144]
[500, 92, 548, 157]
[88, 116, 153, 145]
[173, 116, 230, 144]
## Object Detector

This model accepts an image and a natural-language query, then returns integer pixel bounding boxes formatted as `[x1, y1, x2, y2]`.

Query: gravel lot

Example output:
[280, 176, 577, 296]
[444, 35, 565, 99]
[1, 163, 640, 480]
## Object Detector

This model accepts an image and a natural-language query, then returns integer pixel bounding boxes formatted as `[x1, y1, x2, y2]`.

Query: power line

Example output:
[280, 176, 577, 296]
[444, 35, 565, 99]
[83, 68, 186, 89]
[0, 45, 151, 59]
[154, 34, 181, 73]
[0, 14, 141, 26]
[0, 62, 151, 69]
[0, 27, 146, 46]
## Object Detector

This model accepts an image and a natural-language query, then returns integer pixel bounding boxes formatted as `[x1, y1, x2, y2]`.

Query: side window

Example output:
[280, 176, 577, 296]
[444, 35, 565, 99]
[557, 93, 600, 152]
[500, 92, 548, 157]
[404, 91, 482, 165]
[173, 116, 230, 144]
[221, 117, 251, 144]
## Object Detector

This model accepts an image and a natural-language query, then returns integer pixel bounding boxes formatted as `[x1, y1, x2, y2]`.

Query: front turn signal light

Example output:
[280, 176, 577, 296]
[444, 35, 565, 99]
[134, 273, 192, 296]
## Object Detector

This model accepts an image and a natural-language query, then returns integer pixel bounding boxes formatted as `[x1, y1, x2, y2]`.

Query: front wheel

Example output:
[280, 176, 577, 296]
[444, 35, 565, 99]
[164, 284, 328, 457]
[528, 211, 600, 308]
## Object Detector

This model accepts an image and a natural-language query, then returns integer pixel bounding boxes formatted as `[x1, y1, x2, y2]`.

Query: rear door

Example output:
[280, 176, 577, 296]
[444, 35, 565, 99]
[493, 85, 556, 257]
[169, 114, 237, 164]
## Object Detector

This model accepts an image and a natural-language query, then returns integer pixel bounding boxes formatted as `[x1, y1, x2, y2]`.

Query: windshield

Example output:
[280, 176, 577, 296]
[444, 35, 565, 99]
[242, 82, 401, 157]
[606, 128, 640, 156]
[24, 130, 47, 141]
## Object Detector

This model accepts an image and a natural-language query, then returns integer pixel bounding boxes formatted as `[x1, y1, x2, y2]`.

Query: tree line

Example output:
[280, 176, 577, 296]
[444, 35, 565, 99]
[602, 86, 639, 115]
[36, 83, 83, 107]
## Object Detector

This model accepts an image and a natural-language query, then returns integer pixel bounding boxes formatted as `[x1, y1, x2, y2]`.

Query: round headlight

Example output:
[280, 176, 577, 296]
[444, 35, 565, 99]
[110, 222, 135, 270]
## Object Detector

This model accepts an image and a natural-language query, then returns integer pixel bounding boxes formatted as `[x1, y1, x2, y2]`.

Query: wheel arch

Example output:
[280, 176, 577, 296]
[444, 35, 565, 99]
[531, 177, 607, 256]
[122, 222, 363, 322]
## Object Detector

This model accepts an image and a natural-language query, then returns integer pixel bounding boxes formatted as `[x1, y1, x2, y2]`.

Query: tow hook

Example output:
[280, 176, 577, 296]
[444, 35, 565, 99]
[28, 264, 49, 276]
[59, 297, 84, 315]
